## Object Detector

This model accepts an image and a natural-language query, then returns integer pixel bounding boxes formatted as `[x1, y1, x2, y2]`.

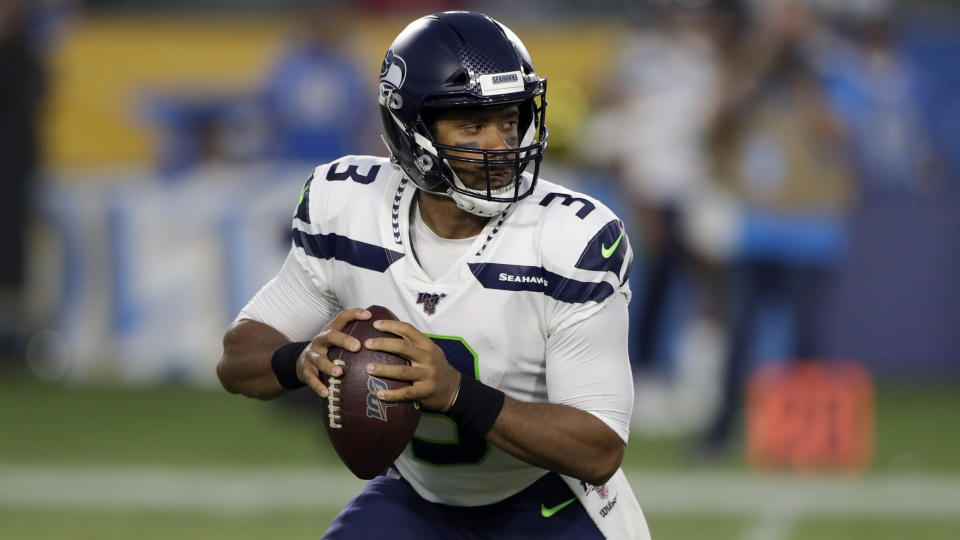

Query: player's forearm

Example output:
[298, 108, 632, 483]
[217, 319, 290, 400]
[486, 396, 625, 486]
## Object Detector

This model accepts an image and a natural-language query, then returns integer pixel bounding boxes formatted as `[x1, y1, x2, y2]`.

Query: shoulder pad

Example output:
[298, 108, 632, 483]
[294, 155, 393, 230]
[536, 186, 632, 287]
[320, 155, 389, 185]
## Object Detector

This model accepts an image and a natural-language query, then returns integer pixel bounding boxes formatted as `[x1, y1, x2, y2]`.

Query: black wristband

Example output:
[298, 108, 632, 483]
[446, 376, 505, 438]
[271, 341, 310, 390]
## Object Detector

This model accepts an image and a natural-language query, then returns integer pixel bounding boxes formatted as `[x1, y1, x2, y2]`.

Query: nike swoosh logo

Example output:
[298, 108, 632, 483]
[601, 231, 623, 259]
[541, 498, 576, 518]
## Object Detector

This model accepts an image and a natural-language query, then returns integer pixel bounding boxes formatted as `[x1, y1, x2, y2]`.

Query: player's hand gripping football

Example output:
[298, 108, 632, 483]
[296, 308, 371, 398]
[362, 320, 462, 412]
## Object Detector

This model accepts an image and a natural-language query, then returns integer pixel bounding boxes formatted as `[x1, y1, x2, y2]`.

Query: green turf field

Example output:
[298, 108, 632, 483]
[1, 378, 958, 539]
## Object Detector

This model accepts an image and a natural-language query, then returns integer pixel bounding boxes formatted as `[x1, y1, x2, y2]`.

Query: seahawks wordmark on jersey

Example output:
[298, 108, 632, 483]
[281, 155, 646, 535]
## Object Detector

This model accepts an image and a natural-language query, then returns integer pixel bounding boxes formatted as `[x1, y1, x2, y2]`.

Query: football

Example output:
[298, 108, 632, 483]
[320, 305, 421, 479]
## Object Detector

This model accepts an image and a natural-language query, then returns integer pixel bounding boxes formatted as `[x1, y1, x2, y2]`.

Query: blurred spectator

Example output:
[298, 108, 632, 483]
[142, 5, 373, 176]
[579, 1, 751, 435]
[581, 1, 723, 372]
[141, 88, 265, 176]
[0, 0, 47, 358]
[261, 5, 371, 163]
[698, 0, 854, 455]
[820, 6, 946, 199]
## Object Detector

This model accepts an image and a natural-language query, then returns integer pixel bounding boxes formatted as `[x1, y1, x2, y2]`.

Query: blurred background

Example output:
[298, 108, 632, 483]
[1, 0, 959, 538]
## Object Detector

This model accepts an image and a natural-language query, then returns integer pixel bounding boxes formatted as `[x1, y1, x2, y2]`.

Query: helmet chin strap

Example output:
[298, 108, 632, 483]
[444, 164, 517, 218]
[447, 188, 511, 218]
[406, 168, 511, 217]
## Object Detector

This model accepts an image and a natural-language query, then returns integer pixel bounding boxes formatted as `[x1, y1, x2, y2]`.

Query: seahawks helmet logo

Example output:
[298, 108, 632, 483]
[379, 50, 407, 109]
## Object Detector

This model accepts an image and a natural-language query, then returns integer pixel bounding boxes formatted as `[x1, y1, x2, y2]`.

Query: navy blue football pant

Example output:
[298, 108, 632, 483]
[323, 469, 603, 539]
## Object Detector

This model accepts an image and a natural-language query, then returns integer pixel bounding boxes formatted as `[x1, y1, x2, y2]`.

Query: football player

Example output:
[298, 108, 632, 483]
[217, 11, 650, 539]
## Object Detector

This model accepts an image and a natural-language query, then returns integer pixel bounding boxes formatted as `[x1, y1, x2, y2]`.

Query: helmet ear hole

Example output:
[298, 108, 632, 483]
[415, 154, 435, 174]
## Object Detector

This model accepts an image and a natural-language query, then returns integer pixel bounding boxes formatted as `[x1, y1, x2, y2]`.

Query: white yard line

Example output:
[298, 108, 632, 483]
[1, 466, 959, 519]
[742, 507, 797, 540]
[0, 466, 367, 511]
[629, 471, 960, 517]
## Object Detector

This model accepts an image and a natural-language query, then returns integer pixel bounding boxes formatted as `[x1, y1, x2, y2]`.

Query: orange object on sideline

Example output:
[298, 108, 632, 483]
[747, 361, 874, 472]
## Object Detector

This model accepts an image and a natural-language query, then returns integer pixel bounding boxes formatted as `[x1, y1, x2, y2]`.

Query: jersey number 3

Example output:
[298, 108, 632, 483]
[410, 335, 490, 466]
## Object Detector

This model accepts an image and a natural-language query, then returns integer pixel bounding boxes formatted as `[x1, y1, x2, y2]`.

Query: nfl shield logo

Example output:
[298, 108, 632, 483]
[416, 292, 446, 315]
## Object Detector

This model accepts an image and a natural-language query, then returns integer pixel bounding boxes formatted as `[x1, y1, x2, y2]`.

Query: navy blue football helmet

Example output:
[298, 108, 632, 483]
[378, 11, 548, 216]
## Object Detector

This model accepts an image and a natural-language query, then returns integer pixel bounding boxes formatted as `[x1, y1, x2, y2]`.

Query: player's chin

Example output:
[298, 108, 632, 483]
[488, 169, 516, 190]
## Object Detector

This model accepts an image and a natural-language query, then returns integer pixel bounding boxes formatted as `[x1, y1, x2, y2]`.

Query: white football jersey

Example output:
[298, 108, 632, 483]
[243, 155, 634, 506]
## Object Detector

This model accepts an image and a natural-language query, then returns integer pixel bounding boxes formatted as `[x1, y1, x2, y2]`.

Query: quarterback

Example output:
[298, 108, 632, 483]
[217, 11, 650, 539]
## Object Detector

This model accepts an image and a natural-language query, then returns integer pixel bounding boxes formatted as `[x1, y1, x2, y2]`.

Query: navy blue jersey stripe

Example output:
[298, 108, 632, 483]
[619, 255, 633, 286]
[468, 263, 614, 304]
[293, 229, 404, 272]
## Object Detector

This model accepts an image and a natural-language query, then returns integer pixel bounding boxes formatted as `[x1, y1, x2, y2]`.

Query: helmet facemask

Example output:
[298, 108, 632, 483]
[405, 94, 548, 217]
